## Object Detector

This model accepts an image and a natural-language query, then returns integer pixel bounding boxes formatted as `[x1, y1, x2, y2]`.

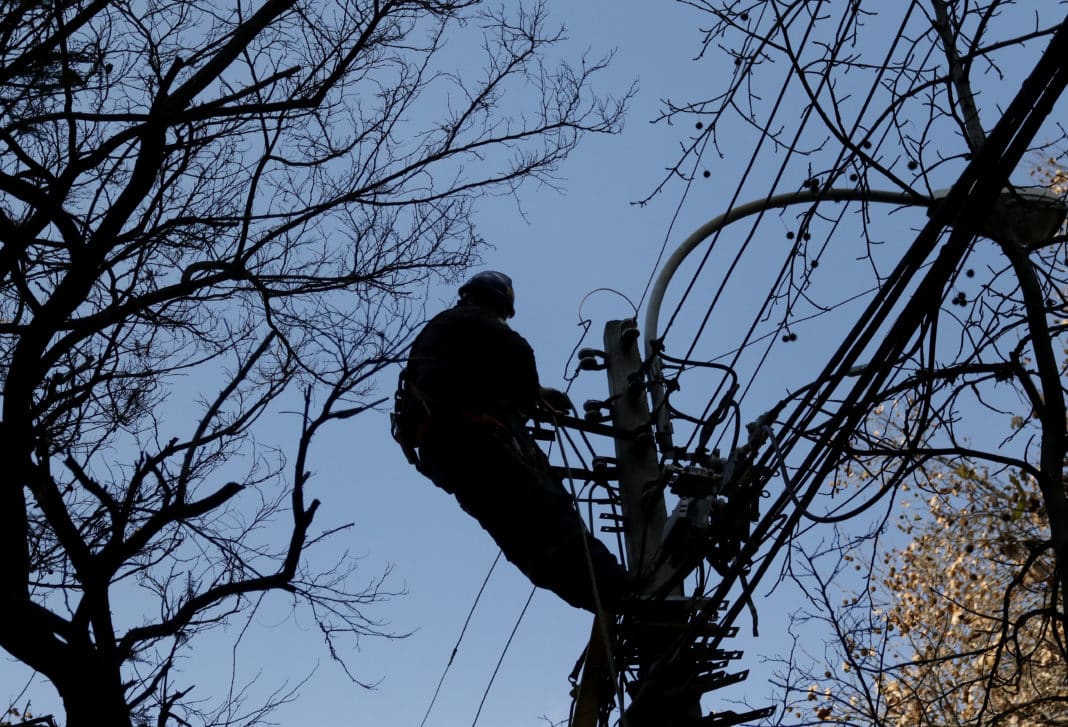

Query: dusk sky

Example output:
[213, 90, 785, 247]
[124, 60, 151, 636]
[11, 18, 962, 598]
[4, 3, 1065, 726]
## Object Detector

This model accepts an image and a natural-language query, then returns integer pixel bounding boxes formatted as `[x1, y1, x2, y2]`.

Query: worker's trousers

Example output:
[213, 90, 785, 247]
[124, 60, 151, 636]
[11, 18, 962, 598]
[418, 416, 631, 613]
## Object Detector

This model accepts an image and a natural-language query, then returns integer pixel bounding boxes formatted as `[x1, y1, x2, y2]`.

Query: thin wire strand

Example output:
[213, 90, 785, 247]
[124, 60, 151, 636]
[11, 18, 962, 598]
[636, 126, 717, 313]
[714, 3, 929, 415]
[668, 3, 922, 464]
[636, 0, 782, 311]
[658, 0, 830, 345]
[419, 550, 503, 727]
[564, 287, 639, 384]
[470, 586, 536, 727]
[675, 1, 863, 362]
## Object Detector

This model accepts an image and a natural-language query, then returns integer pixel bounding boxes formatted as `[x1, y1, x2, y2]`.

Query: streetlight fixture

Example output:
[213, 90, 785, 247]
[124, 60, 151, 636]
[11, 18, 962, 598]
[932, 184, 1067, 249]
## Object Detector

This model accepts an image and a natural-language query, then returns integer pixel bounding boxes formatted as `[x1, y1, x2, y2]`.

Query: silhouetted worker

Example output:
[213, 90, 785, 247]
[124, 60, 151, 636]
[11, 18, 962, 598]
[394, 271, 632, 613]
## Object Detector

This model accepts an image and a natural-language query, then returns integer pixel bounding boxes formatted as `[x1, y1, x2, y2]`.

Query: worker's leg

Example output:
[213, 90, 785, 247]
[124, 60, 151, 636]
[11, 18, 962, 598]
[419, 422, 631, 613]
[511, 433, 633, 611]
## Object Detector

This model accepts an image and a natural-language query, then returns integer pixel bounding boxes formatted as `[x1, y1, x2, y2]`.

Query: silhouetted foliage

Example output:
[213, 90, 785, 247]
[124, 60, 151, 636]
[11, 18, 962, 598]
[0, 1, 628, 725]
[642, 3, 1068, 724]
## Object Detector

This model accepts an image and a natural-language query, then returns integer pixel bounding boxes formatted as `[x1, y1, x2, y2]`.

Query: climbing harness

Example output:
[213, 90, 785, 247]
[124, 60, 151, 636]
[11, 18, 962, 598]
[390, 369, 427, 467]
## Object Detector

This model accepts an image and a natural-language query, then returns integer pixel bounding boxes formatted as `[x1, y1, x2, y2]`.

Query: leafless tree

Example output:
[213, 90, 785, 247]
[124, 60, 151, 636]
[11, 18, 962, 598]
[0, 1, 629, 725]
[639, 2, 1068, 724]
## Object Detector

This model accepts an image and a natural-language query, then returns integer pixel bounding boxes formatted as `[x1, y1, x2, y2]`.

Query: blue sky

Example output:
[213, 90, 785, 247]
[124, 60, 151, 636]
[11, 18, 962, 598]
[5, 2, 1067, 726]
[318, 4, 1066, 724]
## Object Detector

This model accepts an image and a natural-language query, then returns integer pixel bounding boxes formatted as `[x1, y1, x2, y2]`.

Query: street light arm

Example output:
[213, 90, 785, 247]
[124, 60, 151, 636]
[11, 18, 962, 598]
[642, 187, 928, 359]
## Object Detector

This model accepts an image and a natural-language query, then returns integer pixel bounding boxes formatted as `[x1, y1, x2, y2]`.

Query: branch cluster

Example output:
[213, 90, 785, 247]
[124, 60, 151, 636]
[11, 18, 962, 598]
[0, 1, 628, 724]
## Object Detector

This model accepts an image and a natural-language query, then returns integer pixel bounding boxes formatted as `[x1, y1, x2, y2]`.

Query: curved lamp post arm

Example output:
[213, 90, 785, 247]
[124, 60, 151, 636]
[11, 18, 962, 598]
[639, 183, 1065, 457]
[641, 187, 925, 359]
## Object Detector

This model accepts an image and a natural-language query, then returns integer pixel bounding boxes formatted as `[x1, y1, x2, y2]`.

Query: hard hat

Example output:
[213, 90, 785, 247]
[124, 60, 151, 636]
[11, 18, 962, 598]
[458, 270, 515, 318]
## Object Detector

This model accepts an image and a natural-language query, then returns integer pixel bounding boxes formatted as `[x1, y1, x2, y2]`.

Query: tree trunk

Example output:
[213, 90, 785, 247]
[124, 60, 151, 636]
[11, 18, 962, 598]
[58, 659, 133, 727]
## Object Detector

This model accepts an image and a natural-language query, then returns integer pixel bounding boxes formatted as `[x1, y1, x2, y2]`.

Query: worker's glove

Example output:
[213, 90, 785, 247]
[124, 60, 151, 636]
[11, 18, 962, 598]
[539, 386, 574, 415]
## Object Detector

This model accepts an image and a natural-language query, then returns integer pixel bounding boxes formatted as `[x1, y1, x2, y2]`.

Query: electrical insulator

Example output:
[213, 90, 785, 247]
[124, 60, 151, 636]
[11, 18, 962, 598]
[577, 347, 606, 371]
[583, 399, 610, 422]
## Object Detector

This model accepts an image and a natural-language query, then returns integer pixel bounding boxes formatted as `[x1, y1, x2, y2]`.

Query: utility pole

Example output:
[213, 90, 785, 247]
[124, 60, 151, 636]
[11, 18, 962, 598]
[568, 319, 773, 727]
[571, 319, 698, 726]
[604, 319, 702, 726]
[603, 319, 667, 576]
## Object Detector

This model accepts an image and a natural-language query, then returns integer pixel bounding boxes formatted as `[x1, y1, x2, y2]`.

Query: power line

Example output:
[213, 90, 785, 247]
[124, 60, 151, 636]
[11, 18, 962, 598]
[470, 587, 536, 727]
[563, 287, 637, 385]
[713, 1, 930, 417]
[702, 18, 1068, 654]
[656, 0, 832, 348]
[419, 550, 503, 727]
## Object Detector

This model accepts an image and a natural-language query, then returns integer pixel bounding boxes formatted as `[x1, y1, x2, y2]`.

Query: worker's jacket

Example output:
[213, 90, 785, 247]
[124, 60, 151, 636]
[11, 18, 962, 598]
[405, 303, 540, 427]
